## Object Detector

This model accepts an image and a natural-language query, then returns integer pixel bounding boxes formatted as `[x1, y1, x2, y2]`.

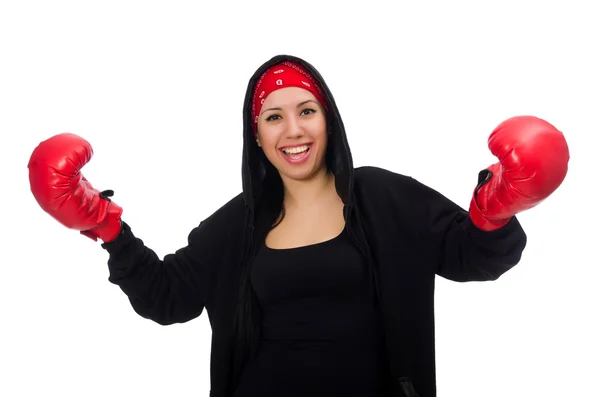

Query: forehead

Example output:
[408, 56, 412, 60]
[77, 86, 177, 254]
[262, 87, 317, 107]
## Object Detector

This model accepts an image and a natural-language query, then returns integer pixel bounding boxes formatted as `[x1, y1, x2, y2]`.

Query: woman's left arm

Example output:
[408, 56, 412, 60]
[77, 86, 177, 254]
[434, 115, 569, 281]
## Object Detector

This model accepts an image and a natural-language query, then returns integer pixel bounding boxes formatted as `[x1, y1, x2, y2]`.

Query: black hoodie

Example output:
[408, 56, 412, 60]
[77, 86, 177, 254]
[101, 54, 527, 396]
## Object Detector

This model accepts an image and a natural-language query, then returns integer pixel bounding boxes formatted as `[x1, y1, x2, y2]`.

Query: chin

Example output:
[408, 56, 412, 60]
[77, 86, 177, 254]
[282, 170, 316, 181]
[278, 162, 326, 182]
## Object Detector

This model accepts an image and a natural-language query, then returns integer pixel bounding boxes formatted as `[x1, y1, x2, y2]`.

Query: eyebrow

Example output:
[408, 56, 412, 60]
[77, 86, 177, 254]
[260, 100, 319, 115]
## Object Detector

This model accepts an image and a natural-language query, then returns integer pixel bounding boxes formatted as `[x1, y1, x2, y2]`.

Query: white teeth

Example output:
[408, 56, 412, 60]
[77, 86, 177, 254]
[282, 144, 310, 154]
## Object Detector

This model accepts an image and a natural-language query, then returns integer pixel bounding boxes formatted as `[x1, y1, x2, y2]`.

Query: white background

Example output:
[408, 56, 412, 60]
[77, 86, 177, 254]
[1, 0, 598, 396]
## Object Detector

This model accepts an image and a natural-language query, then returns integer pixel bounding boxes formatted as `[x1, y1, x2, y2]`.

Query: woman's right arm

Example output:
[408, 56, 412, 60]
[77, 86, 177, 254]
[101, 220, 214, 325]
[28, 133, 216, 326]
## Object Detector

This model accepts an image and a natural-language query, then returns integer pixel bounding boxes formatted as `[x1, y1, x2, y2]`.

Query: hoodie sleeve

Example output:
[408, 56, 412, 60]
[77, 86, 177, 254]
[100, 219, 218, 325]
[355, 166, 527, 282]
[412, 176, 528, 282]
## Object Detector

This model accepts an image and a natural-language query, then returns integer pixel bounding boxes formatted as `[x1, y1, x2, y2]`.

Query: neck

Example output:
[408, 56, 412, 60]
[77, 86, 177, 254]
[280, 167, 338, 210]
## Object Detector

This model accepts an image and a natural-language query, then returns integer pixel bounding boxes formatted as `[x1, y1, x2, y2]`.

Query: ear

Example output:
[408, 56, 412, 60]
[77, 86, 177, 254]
[256, 136, 261, 147]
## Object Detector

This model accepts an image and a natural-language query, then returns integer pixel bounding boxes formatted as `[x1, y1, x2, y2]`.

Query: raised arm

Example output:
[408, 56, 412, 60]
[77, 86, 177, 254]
[419, 178, 527, 281]
[100, 220, 214, 325]
[354, 116, 568, 282]
[434, 115, 569, 281]
[27, 133, 216, 325]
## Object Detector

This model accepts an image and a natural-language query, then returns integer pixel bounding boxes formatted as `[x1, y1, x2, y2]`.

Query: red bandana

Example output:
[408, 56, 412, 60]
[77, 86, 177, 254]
[251, 61, 327, 137]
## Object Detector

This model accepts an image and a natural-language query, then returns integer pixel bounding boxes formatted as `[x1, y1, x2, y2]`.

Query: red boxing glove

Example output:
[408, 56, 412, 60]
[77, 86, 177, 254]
[28, 133, 123, 242]
[469, 115, 570, 231]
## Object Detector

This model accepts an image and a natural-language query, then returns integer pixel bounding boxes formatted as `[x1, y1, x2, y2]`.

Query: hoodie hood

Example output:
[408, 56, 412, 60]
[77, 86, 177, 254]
[241, 54, 355, 224]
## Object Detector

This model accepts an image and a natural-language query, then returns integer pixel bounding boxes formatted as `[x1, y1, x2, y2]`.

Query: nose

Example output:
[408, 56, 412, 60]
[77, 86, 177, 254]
[284, 114, 304, 138]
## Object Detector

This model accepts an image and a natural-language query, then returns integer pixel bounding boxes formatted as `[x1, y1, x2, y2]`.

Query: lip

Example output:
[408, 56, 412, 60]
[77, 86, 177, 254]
[279, 143, 312, 165]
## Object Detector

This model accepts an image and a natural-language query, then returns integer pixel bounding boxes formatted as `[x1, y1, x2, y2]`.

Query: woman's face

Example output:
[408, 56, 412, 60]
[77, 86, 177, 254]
[256, 87, 328, 183]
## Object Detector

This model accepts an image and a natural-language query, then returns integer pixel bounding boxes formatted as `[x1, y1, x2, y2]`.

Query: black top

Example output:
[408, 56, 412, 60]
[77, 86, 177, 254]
[103, 166, 527, 397]
[233, 226, 389, 396]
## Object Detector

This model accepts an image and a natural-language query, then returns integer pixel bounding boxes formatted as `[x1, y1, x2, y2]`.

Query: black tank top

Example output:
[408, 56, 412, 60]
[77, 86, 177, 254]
[233, 226, 389, 397]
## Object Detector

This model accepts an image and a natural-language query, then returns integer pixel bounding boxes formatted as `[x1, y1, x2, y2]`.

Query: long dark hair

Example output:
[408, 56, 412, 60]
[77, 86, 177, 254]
[230, 115, 336, 390]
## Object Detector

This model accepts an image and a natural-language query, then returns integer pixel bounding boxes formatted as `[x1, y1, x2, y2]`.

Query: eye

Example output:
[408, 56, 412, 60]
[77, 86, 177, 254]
[264, 108, 316, 122]
[265, 114, 281, 122]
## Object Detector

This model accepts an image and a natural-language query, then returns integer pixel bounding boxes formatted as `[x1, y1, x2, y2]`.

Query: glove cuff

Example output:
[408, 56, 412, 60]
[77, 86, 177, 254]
[468, 167, 511, 231]
[80, 198, 123, 242]
[469, 194, 511, 231]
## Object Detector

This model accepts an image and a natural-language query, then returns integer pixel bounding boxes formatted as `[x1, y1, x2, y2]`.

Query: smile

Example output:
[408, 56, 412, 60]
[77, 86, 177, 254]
[281, 144, 311, 155]
[279, 144, 312, 164]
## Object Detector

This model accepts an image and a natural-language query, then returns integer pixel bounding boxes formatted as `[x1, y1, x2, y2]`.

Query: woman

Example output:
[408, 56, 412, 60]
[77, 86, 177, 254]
[28, 54, 569, 396]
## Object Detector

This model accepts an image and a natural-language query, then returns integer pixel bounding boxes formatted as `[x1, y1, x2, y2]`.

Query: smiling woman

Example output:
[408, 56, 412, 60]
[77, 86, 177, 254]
[256, 88, 328, 181]
[27, 54, 569, 397]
